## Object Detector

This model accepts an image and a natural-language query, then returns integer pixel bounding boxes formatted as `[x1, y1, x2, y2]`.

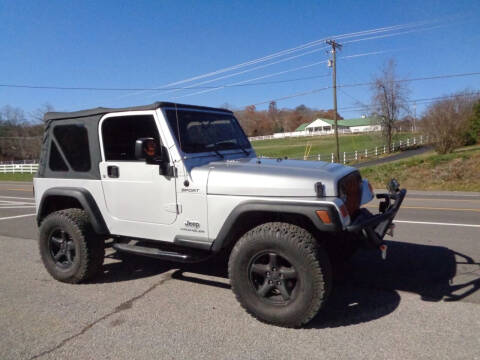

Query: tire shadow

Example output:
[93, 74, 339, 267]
[92, 240, 479, 328]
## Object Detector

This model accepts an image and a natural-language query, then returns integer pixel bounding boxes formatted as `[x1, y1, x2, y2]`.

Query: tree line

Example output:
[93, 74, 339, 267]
[0, 105, 49, 162]
[233, 102, 342, 137]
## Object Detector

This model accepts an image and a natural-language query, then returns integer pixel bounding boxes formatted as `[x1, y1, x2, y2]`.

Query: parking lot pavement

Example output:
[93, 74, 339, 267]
[0, 182, 37, 240]
[1, 183, 479, 359]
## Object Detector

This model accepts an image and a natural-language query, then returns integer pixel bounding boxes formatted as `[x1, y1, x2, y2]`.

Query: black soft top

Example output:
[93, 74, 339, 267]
[43, 101, 233, 122]
[38, 102, 233, 180]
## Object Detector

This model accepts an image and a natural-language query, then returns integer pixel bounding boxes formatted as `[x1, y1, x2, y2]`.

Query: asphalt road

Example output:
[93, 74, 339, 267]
[1, 182, 479, 360]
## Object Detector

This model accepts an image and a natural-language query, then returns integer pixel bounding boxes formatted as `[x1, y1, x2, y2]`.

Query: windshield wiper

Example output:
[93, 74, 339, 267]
[236, 143, 250, 156]
[206, 143, 224, 158]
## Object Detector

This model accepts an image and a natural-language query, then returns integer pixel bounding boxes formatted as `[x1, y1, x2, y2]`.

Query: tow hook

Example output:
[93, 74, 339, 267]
[379, 243, 388, 260]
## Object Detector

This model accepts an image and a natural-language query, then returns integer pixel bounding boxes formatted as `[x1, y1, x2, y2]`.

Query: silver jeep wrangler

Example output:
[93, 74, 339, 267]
[34, 102, 405, 327]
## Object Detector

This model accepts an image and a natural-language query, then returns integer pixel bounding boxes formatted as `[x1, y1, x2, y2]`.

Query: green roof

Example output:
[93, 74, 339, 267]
[320, 117, 376, 127]
[295, 122, 311, 131]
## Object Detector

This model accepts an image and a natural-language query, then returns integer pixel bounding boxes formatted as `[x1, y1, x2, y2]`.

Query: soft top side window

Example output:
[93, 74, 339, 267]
[102, 115, 160, 161]
[52, 124, 91, 172]
[49, 124, 91, 172]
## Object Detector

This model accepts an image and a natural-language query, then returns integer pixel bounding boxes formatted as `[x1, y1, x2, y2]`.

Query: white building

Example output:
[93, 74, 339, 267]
[301, 117, 381, 134]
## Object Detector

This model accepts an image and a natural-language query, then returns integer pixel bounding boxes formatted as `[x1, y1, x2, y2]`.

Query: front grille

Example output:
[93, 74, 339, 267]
[338, 171, 362, 216]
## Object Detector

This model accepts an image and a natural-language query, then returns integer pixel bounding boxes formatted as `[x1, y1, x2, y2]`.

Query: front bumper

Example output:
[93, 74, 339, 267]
[346, 188, 406, 246]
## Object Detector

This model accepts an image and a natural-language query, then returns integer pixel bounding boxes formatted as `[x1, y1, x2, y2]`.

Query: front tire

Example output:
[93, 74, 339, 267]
[39, 209, 105, 283]
[228, 222, 331, 327]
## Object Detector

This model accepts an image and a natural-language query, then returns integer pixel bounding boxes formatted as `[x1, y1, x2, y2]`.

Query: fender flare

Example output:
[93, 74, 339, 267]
[37, 187, 109, 235]
[210, 200, 341, 252]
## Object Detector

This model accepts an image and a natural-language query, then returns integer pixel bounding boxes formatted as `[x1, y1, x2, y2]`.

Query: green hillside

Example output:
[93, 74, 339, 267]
[251, 132, 414, 158]
[361, 146, 480, 191]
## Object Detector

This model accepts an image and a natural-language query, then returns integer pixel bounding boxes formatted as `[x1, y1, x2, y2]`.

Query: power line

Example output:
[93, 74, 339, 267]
[247, 72, 480, 107]
[338, 92, 480, 112]
[122, 20, 433, 98]
[151, 46, 330, 97]
[170, 70, 331, 99]
[337, 72, 480, 89]
[251, 87, 331, 106]
[158, 29, 423, 99]
[171, 49, 396, 100]
[1, 70, 477, 97]
[0, 74, 330, 92]
[338, 88, 367, 107]
[0, 23, 441, 97]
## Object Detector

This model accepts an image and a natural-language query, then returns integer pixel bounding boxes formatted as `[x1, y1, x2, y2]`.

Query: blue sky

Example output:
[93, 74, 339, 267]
[0, 0, 479, 118]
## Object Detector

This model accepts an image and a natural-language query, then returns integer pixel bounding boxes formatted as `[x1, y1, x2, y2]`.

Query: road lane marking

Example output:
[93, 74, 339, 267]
[0, 213, 36, 221]
[405, 198, 480, 203]
[407, 193, 480, 198]
[0, 200, 35, 204]
[0, 206, 36, 209]
[366, 205, 480, 212]
[6, 188, 32, 192]
[0, 195, 34, 200]
[395, 220, 480, 228]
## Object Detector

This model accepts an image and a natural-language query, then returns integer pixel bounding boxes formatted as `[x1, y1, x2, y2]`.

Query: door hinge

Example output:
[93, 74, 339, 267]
[164, 203, 181, 214]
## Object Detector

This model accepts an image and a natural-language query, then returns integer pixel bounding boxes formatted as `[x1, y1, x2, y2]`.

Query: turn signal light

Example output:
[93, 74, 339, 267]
[315, 210, 332, 224]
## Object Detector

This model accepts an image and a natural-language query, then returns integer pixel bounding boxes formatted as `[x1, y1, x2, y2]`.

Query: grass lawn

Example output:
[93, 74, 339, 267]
[251, 132, 415, 158]
[0, 173, 35, 182]
[360, 145, 480, 192]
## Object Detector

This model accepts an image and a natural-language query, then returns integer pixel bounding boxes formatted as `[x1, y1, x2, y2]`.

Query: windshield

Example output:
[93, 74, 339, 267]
[164, 109, 251, 154]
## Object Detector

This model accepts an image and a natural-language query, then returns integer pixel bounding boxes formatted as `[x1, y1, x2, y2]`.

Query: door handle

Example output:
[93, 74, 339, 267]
[107, 165, 119, 178]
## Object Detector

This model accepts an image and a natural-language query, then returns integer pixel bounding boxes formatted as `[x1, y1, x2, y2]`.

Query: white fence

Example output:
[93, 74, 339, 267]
[0, 163, 39, 174]
[249, 129, 352, 142]
[257, 135, 430, 164]
[300, 135, 429, 164]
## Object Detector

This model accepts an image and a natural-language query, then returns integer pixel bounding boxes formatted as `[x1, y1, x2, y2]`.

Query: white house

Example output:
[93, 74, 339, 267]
[301, 117, 381, 134]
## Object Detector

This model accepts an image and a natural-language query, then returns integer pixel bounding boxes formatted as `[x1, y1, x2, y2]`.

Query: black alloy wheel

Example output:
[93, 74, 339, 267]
[48, 228, 76, 269]
[248, 251, 299, 304]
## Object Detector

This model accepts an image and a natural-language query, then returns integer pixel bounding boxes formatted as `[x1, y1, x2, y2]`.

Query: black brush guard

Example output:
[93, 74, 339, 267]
[346, 188, 407, 247]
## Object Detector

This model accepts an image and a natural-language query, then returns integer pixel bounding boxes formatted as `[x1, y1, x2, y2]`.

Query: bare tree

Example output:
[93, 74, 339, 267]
[370, 59, 409, 152]
[0, 105, 44, 161]
[421, 91, 479, 154]
[0, 106, 28, 160]
[31, 103, 54, 123]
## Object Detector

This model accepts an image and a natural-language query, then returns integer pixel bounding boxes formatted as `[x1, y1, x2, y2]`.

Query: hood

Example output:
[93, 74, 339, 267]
[199, 157, 357, 197]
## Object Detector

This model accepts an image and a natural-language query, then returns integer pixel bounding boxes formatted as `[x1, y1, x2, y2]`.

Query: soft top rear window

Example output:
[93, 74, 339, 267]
[52, 124, 91, 172]
[165, 109, 250, 154]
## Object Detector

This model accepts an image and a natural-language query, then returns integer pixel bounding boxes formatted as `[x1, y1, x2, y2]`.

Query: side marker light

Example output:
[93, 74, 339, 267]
[315, 210, 332, 224]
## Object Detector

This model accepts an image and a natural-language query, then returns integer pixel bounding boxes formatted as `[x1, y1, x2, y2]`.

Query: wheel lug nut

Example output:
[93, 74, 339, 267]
[268, 280, 273, 284]
[272, 267, 276, 271]
[276, 281, 281, 285]
[266, 271, 270, 276]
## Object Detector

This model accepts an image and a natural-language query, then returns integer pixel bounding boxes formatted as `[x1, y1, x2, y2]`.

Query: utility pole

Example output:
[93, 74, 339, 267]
[413, 101, 417, 133]
[326, 39, 342, 162]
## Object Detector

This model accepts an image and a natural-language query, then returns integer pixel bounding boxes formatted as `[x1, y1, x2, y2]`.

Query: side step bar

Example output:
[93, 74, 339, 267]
[113, 243, 209, 263]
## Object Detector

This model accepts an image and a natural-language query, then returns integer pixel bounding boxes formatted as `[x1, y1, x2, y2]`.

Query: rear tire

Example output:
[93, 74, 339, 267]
[39, 209, 105, 283]
[228, 222, 331, 328]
